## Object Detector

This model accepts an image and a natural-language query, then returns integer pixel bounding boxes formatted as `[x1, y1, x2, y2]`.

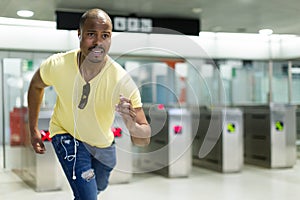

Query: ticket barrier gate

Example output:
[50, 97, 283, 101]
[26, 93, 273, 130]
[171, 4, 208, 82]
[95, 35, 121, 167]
[296, 106, 300, 157]
[18, 110, 132, 191]
[109, 113, 132, 184]
[134, 106, 192, 178]
[18, 109, 63, 192]
[192, 107, 243, 173]
[243, 104, 296, 168]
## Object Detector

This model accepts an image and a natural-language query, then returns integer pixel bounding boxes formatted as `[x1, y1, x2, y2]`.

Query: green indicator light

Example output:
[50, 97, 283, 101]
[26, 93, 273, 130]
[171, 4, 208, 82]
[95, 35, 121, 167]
[275, 121, 284, 131]
[227, 123, 235, 133]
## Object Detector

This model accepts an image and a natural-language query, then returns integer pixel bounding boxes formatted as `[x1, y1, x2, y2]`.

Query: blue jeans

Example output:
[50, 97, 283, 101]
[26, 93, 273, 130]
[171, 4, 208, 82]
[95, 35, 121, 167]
[51, 133, 116, 200]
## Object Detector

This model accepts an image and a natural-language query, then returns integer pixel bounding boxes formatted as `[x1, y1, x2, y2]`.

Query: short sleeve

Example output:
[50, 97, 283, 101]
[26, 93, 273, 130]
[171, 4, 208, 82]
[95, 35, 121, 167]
[119, 72, 142, 108]
[39, 55, 56, 86]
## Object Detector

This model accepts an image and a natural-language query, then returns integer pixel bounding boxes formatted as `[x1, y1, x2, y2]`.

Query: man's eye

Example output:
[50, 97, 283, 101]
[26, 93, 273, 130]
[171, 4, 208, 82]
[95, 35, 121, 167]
[102, 34, 110, 39]
[87, 33, 95, 37]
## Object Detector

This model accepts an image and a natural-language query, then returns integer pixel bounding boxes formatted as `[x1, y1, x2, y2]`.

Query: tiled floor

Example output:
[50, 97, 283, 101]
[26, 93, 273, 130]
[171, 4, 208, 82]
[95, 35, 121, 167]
[1, 160, 300, 200]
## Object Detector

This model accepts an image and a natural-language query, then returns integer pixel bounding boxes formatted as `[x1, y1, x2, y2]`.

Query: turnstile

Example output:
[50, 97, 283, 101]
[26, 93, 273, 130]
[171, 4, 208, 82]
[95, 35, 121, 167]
[134, 106, 192, 178]
[18, 110, 133, 191]
[109, 113, 132, 184]
[20, 109, 63, 192]
[243, 104, 296, 168]
[192, 107, 243, 173]
[296, 106, 300, 157]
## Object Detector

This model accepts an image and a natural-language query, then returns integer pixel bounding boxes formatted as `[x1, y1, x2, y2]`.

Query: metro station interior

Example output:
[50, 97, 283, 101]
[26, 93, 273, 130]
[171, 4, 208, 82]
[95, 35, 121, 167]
[1, 0, 300, 200]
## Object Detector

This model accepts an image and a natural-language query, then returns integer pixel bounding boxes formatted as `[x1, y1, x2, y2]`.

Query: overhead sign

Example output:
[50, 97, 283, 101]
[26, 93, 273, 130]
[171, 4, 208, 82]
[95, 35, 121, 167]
[56, 11, 200, 35]
[113, 16, 152, 33]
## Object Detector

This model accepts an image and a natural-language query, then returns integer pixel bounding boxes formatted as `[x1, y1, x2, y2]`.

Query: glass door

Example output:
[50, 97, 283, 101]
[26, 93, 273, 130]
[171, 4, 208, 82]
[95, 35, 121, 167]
[290, 60, 300, 156]
[1, 58, 27, 170]
[0, 56, 56, 170]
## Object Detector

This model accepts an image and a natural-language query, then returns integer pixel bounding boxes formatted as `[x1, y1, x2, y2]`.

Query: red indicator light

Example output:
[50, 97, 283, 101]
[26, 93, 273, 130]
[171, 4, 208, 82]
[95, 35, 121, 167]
[173, 125, 182, 134]
[111, 127, 122, 137]
[157, 104, 165, 110]
[40, 130, 52, 141]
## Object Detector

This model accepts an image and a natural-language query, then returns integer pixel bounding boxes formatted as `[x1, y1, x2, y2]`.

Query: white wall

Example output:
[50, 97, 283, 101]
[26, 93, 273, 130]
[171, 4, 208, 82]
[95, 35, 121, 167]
[0, 17, 300, 60]
[0, 25, 78, 52]
[279, 36, 300, 59]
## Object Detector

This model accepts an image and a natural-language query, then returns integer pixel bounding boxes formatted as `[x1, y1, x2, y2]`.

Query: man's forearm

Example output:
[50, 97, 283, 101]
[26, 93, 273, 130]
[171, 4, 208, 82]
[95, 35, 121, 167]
[129, 123, 151, 146]
[28, 86, 44, 133]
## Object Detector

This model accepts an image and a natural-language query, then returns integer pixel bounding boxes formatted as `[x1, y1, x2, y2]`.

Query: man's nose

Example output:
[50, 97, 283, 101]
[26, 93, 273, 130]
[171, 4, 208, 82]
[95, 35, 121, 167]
[94, 34, 104, 45]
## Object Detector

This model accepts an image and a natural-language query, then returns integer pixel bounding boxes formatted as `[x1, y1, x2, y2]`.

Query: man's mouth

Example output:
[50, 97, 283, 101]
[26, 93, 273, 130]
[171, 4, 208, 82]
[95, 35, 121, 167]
[92, 49, 104, 54]
[89, 47, 105, 56]
[86, 46, 106, 62]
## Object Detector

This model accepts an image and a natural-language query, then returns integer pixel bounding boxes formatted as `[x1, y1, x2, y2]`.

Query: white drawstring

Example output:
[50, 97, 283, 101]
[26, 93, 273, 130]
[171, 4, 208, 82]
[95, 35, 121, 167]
[61, 136, 79, 180]
[70, 54, 81, 180]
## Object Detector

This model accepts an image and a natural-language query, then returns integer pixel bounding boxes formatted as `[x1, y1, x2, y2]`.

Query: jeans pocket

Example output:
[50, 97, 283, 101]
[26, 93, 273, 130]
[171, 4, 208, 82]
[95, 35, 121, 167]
[52, 134, 75, 158]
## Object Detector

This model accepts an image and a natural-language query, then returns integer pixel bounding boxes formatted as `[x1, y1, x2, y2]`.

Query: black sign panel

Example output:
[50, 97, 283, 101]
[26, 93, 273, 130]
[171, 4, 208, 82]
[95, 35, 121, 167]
[56, 11, 82, 31]
[56, 11, 200, 35]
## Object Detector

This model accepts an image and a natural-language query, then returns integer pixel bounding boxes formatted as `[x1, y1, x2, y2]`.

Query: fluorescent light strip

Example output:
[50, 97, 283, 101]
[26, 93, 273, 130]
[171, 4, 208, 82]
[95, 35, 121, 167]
[0, 17, 56, 28]
[259, 29, 273, 35]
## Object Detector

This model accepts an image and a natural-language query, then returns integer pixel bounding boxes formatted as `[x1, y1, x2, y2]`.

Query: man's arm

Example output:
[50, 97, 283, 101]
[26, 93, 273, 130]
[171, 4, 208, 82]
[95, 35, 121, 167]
[27, 69, 48, 154]
[115, 95, 151, 146]
[129, 107, 151, 146]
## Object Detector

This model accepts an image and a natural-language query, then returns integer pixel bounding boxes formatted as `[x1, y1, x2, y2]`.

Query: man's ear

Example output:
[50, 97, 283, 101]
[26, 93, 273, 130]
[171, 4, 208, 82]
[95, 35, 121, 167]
[78, 29, 81, 40]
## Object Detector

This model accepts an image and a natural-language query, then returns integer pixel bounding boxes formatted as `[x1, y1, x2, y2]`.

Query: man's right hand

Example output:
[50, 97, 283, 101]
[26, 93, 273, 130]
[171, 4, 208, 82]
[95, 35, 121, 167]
[31, 129, 46, 154]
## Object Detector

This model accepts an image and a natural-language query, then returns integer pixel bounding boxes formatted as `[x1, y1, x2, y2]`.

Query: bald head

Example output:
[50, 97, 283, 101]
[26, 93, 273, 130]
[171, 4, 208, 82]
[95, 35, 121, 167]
[79, 8, 112, 30]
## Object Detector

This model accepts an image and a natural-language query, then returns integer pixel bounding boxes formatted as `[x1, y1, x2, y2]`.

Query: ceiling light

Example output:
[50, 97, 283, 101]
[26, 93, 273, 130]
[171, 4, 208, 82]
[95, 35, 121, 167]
[192, 8, 202, 13]
[17, 10, 34, 18]
[258, 28, 273, 35]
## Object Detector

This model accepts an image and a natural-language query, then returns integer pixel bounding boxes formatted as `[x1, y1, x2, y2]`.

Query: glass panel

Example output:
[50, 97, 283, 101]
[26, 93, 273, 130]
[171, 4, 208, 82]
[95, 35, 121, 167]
[124, 59, 181, 106]
[186, 59, 222, 107]
[117, 56, 227, 107]
[186, 59, 205, 106]
[219, 60, 243, 106]
[291, 61, 300, 104]
[290, 61, 300, 156]
[2, 58, 26, 171]
[1, 53, 56, 170]
[231, 61, 269, 105]
[272, 61, 289, 103]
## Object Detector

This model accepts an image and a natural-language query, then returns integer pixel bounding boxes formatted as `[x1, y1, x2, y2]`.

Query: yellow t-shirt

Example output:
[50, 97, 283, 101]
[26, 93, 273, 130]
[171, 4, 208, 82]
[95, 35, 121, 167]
[40, 49, 142, 148]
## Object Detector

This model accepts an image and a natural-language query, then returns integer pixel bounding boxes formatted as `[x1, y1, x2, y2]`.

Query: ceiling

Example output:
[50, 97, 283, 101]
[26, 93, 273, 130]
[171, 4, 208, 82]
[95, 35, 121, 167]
[1, 0, 300, 35]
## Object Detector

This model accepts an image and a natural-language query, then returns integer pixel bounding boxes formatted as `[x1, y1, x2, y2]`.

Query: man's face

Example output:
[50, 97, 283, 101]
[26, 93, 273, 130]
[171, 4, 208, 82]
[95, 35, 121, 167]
[79, 16, 112, 63]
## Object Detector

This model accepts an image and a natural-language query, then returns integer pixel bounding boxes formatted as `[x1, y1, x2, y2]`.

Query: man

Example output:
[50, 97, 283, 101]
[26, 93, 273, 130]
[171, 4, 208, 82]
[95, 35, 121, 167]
[28, 8, 151, 200]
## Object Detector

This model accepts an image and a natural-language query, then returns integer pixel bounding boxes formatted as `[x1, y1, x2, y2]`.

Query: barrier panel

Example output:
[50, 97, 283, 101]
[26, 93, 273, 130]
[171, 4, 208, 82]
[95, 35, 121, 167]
[243, 104, 296, 168]
[192, 107, 244, 173]
[109, 113, 133, 184]
[135, 106, 192, 178]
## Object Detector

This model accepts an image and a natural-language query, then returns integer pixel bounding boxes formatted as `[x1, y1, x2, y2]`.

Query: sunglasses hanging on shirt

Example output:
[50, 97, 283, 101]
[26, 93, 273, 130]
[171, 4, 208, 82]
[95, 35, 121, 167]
[78, 82, 90, 109]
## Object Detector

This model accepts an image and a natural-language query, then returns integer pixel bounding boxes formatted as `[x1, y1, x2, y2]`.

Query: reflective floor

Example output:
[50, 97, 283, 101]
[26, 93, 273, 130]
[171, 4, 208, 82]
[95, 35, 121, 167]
[1, 160, 300, 200]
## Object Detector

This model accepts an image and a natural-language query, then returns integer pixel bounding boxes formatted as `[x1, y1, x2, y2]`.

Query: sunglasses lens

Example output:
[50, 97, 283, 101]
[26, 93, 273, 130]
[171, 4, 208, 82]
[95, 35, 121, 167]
[78, 83, 90, 109]
[83, 83, 90, 93]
